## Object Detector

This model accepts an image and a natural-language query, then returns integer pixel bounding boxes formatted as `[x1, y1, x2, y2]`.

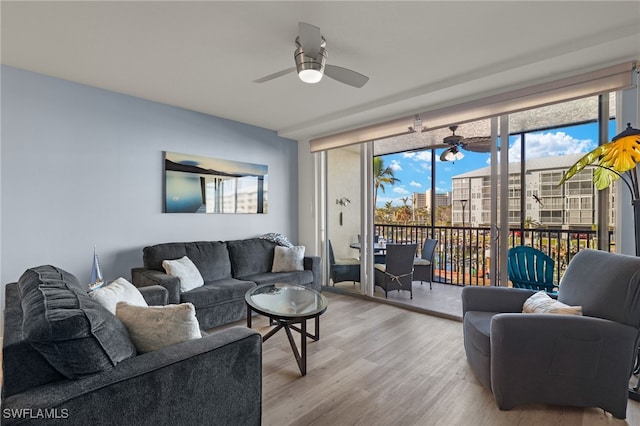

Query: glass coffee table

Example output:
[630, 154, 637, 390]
[245, 283, 327, 376]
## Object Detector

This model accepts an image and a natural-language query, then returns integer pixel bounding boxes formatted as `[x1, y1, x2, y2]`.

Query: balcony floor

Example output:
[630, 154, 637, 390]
[329, 280, 464, 321]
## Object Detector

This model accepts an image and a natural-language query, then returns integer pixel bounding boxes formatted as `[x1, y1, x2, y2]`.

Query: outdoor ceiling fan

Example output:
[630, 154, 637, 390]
[253, 22, 369, 88]
[439, 125, 492, 162]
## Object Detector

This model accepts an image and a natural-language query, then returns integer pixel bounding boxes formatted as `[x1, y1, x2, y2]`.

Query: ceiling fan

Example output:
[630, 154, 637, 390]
[439, 125, 492, 162]
[253, 22, 369, 88]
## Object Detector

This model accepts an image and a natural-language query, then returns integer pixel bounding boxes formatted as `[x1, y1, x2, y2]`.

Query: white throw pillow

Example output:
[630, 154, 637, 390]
[272, 245, 305, 272]
[522, 290, 582, 315]
[162, 256, 204, 292]
[115, 302, 202, 353]
[88, 277, 148, 314]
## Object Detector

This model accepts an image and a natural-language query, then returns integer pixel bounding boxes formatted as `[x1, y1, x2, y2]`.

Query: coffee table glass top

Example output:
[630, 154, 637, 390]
[245, 283, 327, 319]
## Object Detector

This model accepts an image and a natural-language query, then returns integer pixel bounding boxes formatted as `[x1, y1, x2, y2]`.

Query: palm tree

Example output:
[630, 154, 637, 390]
[373, 157, 400, 208]
[394, 197, 412, 225]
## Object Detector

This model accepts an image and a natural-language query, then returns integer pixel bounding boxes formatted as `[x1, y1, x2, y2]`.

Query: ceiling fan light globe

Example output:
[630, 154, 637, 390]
[299, 69, 323, 83]
[443, 150, 456, 162]
[295, 46, 327, 84]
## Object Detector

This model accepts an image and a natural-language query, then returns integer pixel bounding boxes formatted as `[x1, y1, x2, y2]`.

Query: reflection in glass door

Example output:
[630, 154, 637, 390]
[325, 146, 362, 294]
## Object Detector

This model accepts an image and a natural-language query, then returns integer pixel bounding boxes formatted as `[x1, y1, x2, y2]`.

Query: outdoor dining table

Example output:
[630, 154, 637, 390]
[349, 242, 387, 263]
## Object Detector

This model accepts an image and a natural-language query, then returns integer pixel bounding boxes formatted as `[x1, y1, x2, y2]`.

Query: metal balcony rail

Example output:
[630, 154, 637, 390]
[373, 224, 614, 286]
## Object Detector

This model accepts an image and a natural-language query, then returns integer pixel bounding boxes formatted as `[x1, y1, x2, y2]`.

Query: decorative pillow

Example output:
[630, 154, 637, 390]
[162, 255, 204, 292]
[272, 245, 305, 272]
[116, 302, 202, 353]
[19, 265, 136, 379]
[260, 232, 294, 248]
[89, 277, 148, 314]
[523, 290, 582, 315]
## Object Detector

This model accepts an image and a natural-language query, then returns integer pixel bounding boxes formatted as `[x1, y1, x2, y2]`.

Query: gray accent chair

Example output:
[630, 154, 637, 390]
[462, 249, 640, 419]
[328, 240, 360, 285]
[374, 244, 417, 299]
[413, 238, 438, 289]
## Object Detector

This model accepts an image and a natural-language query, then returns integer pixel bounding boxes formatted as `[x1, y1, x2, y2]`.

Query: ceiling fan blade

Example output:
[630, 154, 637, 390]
[253, 67, 296, 83]
[325, 65, 369, 88]
[298, 22, 322, 58]
[461, 136, 492, 153]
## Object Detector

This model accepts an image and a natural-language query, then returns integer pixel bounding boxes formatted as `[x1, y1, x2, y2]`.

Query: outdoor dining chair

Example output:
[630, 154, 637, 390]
[329, 240, 360, 285]
[374, 243, 417, 299]
[413, 238, 438, 290]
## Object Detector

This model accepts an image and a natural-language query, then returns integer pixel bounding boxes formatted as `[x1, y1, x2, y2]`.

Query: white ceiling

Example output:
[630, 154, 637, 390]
[2, 1, 639, 142]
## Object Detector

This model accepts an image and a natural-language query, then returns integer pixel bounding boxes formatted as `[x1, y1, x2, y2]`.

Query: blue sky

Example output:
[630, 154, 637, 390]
[376, 121, 618, 207]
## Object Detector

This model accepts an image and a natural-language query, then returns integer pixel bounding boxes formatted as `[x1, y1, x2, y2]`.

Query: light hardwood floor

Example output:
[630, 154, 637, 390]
[242, 292, 640, 426]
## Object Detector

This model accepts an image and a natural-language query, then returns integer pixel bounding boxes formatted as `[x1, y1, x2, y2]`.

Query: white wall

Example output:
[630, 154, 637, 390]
[327, 148, 361, 260]
[1, 66, 299, 300]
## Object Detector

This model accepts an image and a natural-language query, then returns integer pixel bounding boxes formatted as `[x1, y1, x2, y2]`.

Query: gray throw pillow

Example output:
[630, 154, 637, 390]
[19, 265, 137, 379]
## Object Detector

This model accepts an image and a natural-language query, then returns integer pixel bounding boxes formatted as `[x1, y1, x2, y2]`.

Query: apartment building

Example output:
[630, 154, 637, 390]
[413, 189, 451, 210]
[451, 154, 616, 229]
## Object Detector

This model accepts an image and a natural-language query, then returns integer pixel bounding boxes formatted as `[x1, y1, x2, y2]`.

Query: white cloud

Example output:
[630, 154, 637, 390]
[393, 186, 409, 194]
[509, 132, 594, 162]
[402, 151, 431, 161]
[410, 181, 422, 187]
[389, 159, 402, 171]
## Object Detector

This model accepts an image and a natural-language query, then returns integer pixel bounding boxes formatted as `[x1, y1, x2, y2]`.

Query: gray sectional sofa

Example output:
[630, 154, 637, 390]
[131, 237, 322, 329]
[1, 265, 262, 426]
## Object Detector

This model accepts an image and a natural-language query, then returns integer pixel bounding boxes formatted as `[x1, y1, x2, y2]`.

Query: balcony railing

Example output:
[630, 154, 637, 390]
[374, 224, 614, 286]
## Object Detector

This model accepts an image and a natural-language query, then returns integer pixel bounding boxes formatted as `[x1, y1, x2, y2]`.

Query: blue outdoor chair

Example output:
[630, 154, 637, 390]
[507, 246, 556, 293]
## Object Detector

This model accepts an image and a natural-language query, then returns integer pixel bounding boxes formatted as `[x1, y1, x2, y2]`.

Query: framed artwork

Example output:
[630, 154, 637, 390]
[164, 151, 268, 214]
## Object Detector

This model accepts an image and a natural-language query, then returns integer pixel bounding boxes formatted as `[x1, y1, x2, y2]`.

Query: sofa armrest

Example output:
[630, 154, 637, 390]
[1, 327, 262, 426]
[131, 267, 181, 304]
[490, 313, 638, 418]
[462, 286, 537, 315]
[304, 255, 322, 292]
[137, 285, 168, 306]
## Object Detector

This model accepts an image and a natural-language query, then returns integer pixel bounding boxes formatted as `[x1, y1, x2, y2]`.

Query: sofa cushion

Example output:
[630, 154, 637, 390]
[227, 238, 278, 278]
[116, 302, 202, 353]
[180, 278, 256, 309]
[18, 265, 137, 379]
[143, 241, 232, 282]
[558, 249, 640, 327]
[2, 283, 66, 398]
[241, 270, 314, 287]
[463, 311, 495, 357]
[89, 277, 148, 314]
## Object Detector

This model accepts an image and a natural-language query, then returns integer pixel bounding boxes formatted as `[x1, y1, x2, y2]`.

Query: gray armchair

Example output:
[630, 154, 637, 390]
[462, 249, 640, 419]
[374, 244, 417, 299]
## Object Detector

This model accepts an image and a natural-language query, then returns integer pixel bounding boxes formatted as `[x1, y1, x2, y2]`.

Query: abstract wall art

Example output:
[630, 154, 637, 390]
[164, 151, 268, 214]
